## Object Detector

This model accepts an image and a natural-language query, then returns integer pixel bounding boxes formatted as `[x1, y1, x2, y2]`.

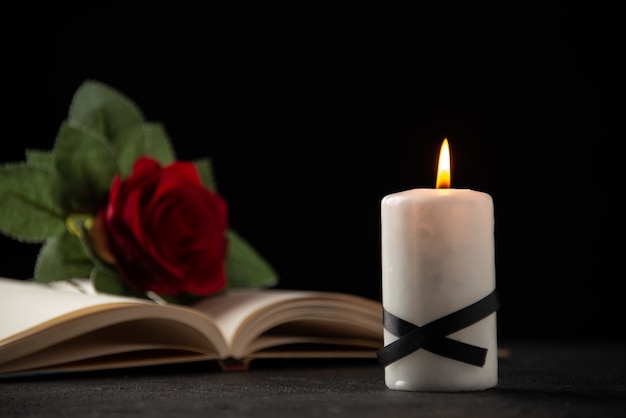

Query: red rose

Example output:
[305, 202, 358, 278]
[100, 156, 228, 296]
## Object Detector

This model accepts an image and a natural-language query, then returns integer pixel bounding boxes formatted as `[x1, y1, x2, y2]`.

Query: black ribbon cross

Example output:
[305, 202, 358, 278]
[377, 290, 499, 368]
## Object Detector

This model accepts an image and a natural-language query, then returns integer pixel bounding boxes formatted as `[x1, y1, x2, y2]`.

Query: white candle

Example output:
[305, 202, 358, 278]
[380, 139, 498, 392]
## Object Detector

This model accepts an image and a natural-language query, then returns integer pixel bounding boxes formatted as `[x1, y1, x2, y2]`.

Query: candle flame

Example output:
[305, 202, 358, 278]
[436, 138, 451, 189]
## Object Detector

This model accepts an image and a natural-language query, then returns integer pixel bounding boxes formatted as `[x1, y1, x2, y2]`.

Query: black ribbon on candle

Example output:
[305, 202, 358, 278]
[377, 290, 499, 368]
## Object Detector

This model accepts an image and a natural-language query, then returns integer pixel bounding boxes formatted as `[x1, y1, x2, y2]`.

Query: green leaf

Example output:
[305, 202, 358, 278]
[0, 163, 68, 242]
[66, 216, 144, 299]
[25, 149, 55, 171]
[111, 123, 146, 177]
[68, 215, 118, 277]
[226, 230, 278, 289]
[53, 121, 118, 210]
[194, 157, 218, 191]
[92, 267, 152, 300]
[33, 232, 94, 283]
[115, 122, 177, 177]
[68, 80, 145, 140]
[91, 268, 128, 296]
[142, 123, 176, 166]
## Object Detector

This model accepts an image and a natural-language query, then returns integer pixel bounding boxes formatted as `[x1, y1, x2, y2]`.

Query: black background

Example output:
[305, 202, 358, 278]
[1, 3, 618, 340]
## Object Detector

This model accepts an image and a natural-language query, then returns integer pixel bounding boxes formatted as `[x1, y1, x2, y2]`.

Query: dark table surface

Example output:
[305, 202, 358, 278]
[1, 339, 625, 417]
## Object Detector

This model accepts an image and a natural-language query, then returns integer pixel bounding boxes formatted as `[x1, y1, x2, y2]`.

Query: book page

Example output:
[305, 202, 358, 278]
[191, 288, 383, 357]
[0, 278, 383, 376]
[0, 277, 154, 341]
[0, 277, 231, 376]
[191, 289, 317, 346]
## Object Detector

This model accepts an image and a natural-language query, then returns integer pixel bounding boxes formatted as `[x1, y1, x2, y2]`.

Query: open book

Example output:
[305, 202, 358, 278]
[0, 277, 383, 378]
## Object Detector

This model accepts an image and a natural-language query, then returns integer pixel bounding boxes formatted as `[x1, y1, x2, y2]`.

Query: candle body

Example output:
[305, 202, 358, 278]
[381, 188, 497, 391]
